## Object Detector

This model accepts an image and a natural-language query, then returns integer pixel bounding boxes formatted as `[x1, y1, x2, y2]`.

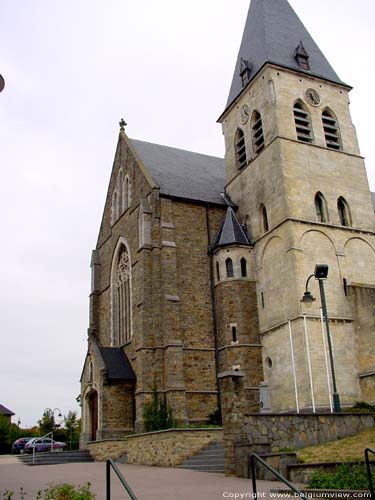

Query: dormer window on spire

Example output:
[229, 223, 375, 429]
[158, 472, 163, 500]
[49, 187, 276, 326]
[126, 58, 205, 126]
[295, 41, 310, 71]
[239, 58, 251, 88]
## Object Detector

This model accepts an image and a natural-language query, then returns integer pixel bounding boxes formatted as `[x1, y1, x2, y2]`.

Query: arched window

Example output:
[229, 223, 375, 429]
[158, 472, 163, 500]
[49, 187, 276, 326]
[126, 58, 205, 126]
[118, 170, 123, 214]
[293, 100, 313, 143]
[234, 128, 247, 169]
[123, 175, 130, 210]
[314, 192, 328, 223]
[226, 258, 234, 278]
[112, 243, 132, 346]
[111, 191, 118, 225]
[337, 197, 351, 227]
[240, 257, 247, 277]
[260, 204, 269, 233]
[88, 360, 93, 382]
[216, 261, 220, 282]
[251, 111, 265, 155]
[322, 109, 341, 150]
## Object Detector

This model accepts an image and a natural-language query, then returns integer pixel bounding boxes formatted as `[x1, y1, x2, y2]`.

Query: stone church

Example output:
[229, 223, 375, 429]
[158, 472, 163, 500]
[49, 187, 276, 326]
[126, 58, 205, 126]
[80, 0, 375, 445]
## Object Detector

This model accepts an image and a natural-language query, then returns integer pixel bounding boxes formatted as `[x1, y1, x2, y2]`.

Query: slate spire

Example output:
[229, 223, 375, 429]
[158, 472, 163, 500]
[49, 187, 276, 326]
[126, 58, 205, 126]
[224, 0, 347, 112]
[212, 206, 251, 251]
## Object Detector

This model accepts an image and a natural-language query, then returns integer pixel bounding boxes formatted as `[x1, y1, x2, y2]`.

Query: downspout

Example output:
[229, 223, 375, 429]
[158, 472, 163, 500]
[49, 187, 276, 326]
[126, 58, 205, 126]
[205, 204, 221, 413]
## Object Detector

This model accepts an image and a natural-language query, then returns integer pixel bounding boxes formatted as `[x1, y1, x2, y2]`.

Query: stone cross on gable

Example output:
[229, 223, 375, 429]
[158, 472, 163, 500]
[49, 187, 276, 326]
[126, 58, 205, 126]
[119, 118, 127, 131]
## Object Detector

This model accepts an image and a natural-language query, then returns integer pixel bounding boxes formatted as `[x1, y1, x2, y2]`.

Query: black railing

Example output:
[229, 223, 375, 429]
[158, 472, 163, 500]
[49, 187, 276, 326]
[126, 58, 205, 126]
[106, 459, 137, 500]
[365, 448, 375, 500]
[249, 453, 308, 500]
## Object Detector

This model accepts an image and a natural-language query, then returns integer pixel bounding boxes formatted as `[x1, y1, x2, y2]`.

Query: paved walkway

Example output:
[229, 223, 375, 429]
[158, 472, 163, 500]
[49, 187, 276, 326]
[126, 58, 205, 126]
[0, 455, 290, 500]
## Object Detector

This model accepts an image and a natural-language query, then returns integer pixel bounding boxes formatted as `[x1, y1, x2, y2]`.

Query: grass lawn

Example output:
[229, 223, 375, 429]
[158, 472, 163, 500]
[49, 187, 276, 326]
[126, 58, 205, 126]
[297, 427, 375, 463]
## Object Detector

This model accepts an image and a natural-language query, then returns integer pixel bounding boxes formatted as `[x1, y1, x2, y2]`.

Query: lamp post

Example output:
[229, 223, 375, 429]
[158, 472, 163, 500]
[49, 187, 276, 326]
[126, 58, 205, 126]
[301, 264, 341, 413]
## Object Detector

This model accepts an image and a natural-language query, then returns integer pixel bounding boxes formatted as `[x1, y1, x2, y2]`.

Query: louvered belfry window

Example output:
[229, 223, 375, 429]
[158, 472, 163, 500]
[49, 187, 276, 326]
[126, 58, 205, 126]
[235, 128, 247, 169]
[251, 111, 265, 154]
[322, 109, 341, 150]
[294, 101, 313, 143]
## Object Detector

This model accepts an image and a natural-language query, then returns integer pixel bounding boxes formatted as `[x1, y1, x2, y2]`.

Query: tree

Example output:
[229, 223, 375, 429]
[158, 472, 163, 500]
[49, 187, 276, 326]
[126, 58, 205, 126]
[0, 415, 11, 454]
[64, 411, 80, 450]
[38, 411, 56, 436]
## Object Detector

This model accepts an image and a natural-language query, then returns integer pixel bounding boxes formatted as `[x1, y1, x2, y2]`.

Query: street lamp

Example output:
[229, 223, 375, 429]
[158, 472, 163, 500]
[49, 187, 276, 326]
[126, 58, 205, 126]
[301, 264, 341, 413]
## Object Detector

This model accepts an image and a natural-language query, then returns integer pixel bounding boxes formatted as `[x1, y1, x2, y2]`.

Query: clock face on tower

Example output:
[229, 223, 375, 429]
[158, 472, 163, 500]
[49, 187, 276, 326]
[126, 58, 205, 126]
[241, 104, 250, 124]
[305, 88, 321, 106]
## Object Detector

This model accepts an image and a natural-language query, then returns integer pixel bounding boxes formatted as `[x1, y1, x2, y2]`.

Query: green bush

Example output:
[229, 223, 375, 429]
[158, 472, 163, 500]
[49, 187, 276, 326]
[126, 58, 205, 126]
[2, 483, 95, 499]
[309, 463, 370, 490]
[143, 384, 176, 432]
[343, 401, 375, 414]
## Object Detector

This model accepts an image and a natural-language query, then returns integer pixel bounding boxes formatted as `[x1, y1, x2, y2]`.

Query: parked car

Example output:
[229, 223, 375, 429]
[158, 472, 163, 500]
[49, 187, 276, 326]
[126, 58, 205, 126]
[12, 437, 34, 454]
[24, 437, 67, 453]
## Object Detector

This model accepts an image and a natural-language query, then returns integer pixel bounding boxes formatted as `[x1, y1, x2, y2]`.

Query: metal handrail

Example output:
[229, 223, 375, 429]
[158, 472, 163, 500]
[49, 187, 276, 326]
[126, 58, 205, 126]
[106, 459, 137, 500]
[365, 448, 375, 500]
[250, 453, 308, 500]
[32, 432, 53, 465]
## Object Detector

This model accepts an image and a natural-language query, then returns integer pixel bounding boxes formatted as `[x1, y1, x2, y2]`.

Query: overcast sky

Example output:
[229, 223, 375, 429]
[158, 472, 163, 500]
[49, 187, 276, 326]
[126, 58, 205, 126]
[0, 0, 374, 428]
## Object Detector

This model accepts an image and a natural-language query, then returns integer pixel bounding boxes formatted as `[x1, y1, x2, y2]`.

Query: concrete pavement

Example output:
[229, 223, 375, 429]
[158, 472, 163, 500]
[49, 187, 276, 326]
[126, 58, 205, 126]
[0, 455, 288, 499]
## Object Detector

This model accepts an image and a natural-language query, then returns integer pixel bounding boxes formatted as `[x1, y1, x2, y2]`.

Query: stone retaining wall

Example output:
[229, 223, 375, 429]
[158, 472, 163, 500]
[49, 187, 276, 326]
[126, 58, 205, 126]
[244, 413, 375, 452]
[87, 428, 223, 465]
[220, 374, 375, 477]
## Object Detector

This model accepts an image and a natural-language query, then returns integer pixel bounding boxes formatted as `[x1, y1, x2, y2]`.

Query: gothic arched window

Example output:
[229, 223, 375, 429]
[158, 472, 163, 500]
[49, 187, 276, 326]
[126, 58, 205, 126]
[260, 204, 269, 233]
[314, 192, 328, 223]
[322, 109, 341, 150]
[337, 197, 351, 227]
[226, 258, 234, 278]
[293, 100, 313, 143]
[216, 261, 220, 282]
[111, 191, 118, 225]
[112, 243, 132, 346]
[234, 128, 247, 170]
[251, 111, 265, 155]
[240, 257, 247, 277]
[118, 170, 124, 215]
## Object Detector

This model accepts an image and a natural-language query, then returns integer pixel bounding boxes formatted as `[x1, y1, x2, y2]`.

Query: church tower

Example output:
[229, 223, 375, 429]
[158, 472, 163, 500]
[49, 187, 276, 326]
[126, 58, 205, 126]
[218, 0, 375, 411]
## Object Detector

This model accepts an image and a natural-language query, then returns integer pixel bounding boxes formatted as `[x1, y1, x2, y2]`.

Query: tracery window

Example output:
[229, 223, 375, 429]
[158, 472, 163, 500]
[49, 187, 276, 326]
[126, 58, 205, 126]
[112, 244, 132, 345]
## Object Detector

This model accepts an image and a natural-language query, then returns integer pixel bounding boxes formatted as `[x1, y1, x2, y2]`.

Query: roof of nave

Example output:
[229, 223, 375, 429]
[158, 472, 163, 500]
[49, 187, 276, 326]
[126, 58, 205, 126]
[129, 138, 227, 206]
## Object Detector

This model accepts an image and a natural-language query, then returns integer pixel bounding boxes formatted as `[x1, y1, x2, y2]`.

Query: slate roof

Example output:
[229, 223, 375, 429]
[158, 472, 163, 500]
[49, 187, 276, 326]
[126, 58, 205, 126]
[225, 0, 348, 113]
[0, 404, 15, 416]
[130, 139, 226, 205]
[100, 347, 136, 381]
[371, 192, 375, 212]
[212, 206, 251, 251]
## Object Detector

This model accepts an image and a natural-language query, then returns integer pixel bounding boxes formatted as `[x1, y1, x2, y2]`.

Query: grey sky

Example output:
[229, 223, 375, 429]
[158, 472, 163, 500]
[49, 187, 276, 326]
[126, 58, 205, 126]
[0, 0, 374, 427]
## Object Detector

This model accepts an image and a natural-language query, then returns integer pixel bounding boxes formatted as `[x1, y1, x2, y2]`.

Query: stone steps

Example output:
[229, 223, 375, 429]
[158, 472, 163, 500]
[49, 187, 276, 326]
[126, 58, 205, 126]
[177, 442, 225, 473]
[18, 450, 93, 466]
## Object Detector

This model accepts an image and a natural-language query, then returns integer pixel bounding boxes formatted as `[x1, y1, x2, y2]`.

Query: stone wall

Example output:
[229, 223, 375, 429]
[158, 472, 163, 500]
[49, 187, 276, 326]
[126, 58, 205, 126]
[87, 428, 223, 465]
[220, 373, 375, 477]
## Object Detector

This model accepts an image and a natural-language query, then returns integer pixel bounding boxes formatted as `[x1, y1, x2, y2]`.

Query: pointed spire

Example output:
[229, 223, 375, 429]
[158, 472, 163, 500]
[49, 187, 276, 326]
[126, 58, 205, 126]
[223, 0, 347, 113]
[212, 207, 251, 252]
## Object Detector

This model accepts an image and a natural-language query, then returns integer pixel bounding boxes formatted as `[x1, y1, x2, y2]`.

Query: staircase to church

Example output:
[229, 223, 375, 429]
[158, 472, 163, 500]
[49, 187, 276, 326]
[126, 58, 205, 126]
[177, 441, 225, 473]
[17, 450, 93, 466]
